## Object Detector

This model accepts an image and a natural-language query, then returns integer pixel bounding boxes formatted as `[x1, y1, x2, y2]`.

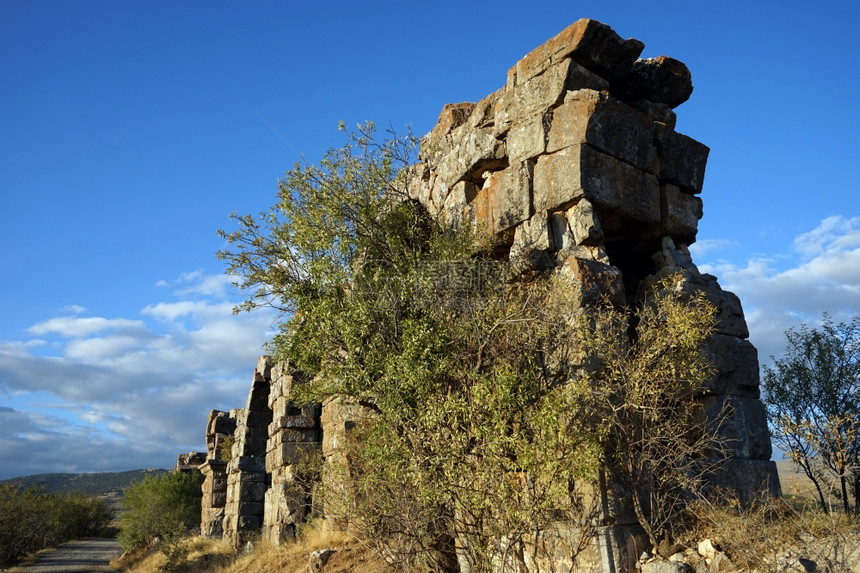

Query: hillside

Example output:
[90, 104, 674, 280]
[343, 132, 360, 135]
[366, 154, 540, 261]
[0, 468, 169, 495]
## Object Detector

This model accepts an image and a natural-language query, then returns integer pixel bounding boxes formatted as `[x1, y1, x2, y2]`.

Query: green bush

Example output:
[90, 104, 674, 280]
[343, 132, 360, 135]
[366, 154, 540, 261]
[118, 471, 202, 553]
[0, 483, 114, 567]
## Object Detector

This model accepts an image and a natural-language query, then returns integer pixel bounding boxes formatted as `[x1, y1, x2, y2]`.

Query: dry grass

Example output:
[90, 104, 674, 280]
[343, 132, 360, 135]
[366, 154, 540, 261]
[684, 488, 860, 572]
[113, 522, 391, 573]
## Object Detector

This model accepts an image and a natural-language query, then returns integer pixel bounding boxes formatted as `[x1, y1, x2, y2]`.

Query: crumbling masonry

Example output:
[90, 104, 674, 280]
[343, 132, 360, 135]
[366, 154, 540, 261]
[193, 18, 780, 570]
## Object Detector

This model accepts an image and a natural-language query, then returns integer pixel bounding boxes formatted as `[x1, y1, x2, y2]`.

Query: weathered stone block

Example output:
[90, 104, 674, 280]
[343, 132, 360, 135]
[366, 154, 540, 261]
[425, 125, 506, 192]
[568, 198, 604, 246]
[238, 514, 261, 530]
[440, 180, 478, 228]
[510, 18, 643, 87]
[657, 129, 709, 193]
[533, 144, 660, 234]
[700, 395, 772, 460]
[234, 456, 266, 473]
[511, 211, 552, 258]
[237, 501, 264, 517]
[707, 458, 781, 500]
[550, 212, 574, 252]
[557, 256, 625, 308]
[210, 491, 227, 507]
[238, 480, 267, 502]
[507, 111, 552, 165]
[616, 56, 693, 109]
[268, 441, 321, 470]
[702, 334, 760, 398]
[496, 58, 608, 136]
[548, 90, 657, 173]
[473, 162, 533, 235]
[660, 182, 702, 243]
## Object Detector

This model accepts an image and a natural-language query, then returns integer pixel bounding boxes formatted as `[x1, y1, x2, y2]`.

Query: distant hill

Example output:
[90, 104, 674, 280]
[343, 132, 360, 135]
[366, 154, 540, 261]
[0, 468, 170, 496]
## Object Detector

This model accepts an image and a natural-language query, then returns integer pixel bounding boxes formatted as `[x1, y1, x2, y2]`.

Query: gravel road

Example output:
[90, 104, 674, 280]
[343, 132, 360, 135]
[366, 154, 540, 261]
[4, 538, 122, 572]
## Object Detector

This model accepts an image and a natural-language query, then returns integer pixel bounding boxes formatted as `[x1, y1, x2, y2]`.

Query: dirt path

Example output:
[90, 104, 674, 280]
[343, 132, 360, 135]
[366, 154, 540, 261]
[4, 538, 122, 572]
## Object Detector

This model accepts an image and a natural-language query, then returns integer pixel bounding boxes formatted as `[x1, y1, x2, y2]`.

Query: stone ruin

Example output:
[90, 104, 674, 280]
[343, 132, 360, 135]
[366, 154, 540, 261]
[190, 18, 780, 570]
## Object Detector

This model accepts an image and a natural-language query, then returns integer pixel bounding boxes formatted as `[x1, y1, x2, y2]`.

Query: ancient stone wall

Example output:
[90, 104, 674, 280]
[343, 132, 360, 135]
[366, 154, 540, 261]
[191, 18, 779, 569]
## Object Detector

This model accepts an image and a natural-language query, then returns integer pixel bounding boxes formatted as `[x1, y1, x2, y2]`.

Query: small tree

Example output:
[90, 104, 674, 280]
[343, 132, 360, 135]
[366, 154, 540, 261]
[763, 314, 860, 513]
[118, 471, 202, 552]
[0, 484, 113, 567]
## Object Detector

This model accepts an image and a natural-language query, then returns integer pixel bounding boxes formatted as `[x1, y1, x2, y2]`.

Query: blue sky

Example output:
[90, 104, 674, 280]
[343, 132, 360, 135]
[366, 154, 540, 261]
[1, 1, 858, 480]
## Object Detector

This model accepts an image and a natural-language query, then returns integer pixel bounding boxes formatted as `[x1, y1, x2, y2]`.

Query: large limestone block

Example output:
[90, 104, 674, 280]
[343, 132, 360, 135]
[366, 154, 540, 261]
[268, 442, 321, 470]
[320, 396, 376, 458]
[237, 480, 268, 502]
[702, 334, 761, 398]
[616, 56, 694, 109]
[533, 144, 660, 235]
[495, 58, 608, 136]
[568, 198, 604, 246]
[700, 395, 773, 460]
[707, 458, 781, 500]
[659, 183, 702, 243]
[507, 111, 552, 165]
[509, 18, 644, 87]
[473, 161, 533, 235]
[424, 125, 506, 193]
[657, 129, 710, 193]
[548, 90, 657, 173]
[557, 256, 625, 308]
[439, 180, 478, 228]
[511, 211, 553, 257]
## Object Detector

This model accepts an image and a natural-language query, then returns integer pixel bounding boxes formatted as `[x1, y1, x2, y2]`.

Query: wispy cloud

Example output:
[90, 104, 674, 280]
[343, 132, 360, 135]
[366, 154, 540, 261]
[698, 216, 860, 362]
[0, 272, 276, 480]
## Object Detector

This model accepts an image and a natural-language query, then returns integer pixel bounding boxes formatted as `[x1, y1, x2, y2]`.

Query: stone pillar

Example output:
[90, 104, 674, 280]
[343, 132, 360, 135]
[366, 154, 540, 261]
[223, 357, 273, 547]
[199, 409, 236, 537]
[263, 363, 322, 545]
[200, 459, 228, 537]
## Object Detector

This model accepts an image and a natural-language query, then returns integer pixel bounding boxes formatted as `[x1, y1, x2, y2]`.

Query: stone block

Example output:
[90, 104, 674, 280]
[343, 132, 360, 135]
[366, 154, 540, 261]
[616, 56, 693, 109]
[425, 125, 506, 192]
[320, 396, 376, 458]
[238, 514, 262, 531]
[473, 162, 533, 236]
[702, 334, 760, 398]
[511, 212, 552, 258]
[507, 111, 552, 165]
[567, 198, 604, 246]
[495, 58, 608, 136]
[510, 18, 643, 86]
[533, 144, 660, 235]
[440, 180, 479, 228]
[210, 491, 227, 507]
[550, 211, 574, 252]
[234, 456, 266, 473]
[657, 129, 709, 193]
[548, 90, 657, 173]
[246, 409, 272, 428]
[557, 256, 625, 308]
[268, 441, 321, 470]
[707, 458, 781, 500]
[238, 480, 267, 502]
[660, 183, 702, 243]
[700, 395, 772, 460]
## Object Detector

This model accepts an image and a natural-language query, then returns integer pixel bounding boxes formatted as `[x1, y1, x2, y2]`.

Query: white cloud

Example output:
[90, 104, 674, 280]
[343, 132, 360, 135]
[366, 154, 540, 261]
[698, 216, 860, 363]
[28, 316, 145, 338]
[0, 272, 276, 480]
[688, 238, 736, 258]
